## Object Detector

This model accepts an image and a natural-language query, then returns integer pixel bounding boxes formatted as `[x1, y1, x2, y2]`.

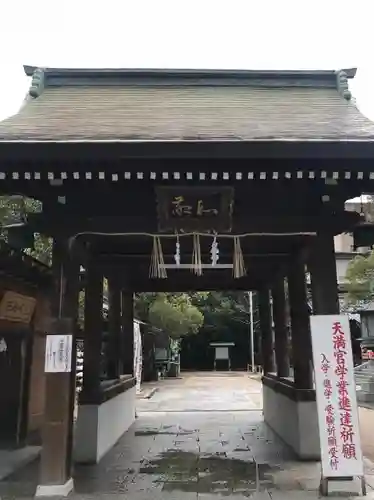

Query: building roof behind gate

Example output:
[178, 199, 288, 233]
[0, 66, 374, 141]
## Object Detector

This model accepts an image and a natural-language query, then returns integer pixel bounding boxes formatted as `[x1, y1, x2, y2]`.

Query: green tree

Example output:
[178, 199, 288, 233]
[345, 251, 374, 309]
[0, 195, 52, 265]
[179, 290, 262, 370]
[190, 291, 260, 333]
[135, 292, 204, 339]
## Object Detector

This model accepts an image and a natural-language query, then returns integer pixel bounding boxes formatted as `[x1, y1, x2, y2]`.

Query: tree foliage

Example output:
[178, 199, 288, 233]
[135, 290, 261, 344]
[345, 251, 374, 309]
[0, 195, 52, 265]
[180, 290, 262, 369]
[190, 290, 260, 331]
[136, 292, 204, 339]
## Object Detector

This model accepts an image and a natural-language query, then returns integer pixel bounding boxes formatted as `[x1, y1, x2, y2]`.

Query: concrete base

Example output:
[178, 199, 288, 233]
[35, 477, 74, 497]
[263, 382, 320, 460]
[74, 385, 136, 464]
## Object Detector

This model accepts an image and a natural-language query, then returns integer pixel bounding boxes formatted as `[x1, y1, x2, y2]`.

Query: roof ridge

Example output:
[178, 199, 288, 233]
[23, 66, 357, 99]
[24, 65, 357, 77]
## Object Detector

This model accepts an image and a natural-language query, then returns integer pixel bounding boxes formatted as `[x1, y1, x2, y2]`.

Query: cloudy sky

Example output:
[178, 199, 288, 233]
[0, 0, 373, 122]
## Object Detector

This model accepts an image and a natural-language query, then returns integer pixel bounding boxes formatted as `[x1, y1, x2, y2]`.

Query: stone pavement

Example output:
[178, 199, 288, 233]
[1, 372, 374, 499]
[137, 372, 263, 413]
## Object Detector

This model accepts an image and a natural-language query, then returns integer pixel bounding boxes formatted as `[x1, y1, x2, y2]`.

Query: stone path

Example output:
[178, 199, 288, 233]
[137, 372, 263, 413]
[1, 372, 374, 499]
[76, 410, 295, 498]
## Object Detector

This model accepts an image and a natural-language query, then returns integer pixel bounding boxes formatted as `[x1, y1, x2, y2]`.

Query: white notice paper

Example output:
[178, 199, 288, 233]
[45, 334, 73, 373]
[310, 315, 363, 478]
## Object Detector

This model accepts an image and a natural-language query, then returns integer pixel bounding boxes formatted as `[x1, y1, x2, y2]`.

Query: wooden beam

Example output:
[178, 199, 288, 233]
[37, 240, 79, 496]
[1, 140, 374, 161]
[80, 255, 284, 291]
[258, 288, 274, 374]
[287, 254, 313, 390]
[272, 276, 290, 378]
[121, 292, 134, 376]
[98, 253, 290, 263]
[102, 256, 283, 275]
[123, 271, 271, 292]
[106, 276, 122, 379]
[92, 238, 312, 258]
[309, 233, 340, 314]
[129, 279, 262, 293]
[28, 210, 361, 238]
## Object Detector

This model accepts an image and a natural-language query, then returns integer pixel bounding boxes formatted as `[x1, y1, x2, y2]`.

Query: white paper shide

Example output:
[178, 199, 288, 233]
[310, 315, 363, 478]
[45, 334, 73, 373]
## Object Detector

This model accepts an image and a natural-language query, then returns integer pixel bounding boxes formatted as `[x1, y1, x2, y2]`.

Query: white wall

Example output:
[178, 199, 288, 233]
[263, 383, 320, 460]
[74, 386, 136, 464]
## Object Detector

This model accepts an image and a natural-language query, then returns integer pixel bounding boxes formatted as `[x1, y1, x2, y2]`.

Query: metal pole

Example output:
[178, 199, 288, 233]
[249, 291, 255, 372]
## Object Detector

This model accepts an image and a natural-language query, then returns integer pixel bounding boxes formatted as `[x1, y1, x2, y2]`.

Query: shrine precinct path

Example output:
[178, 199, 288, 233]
[3, 372, 374, 499]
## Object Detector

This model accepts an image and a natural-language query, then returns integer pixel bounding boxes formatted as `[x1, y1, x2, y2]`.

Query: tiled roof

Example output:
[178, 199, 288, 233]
[0, 67, 373, 142]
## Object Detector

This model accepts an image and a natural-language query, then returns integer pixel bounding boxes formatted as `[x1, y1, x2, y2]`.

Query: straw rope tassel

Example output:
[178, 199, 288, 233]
[149, 235, 167, 278]
[191, 233, 203, 276]
[233, 236, 246, 278]
[149, 236, 157, 278]
[156, 236, 167, 278]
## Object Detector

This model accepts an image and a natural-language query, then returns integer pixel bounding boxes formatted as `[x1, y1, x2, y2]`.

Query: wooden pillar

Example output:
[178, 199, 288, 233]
[121, 291, 134, 376]
[258, 288, 274, 374]
[287, 256, 313, 389]
[106, 276, 122, 379]
[37, 240, 79, 497]
[309, 233, 340, 314]
[271, 276, 290, 378]
[80, 259, 103, 402]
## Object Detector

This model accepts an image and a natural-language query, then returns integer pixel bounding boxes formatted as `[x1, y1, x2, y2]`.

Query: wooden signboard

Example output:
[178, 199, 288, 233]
[0, 291, 36, 325]
[156, 186, 234, 232]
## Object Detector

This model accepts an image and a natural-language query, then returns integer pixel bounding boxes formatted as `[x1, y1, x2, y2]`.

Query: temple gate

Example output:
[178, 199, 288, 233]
[0, 66, 374, 495]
